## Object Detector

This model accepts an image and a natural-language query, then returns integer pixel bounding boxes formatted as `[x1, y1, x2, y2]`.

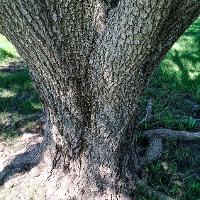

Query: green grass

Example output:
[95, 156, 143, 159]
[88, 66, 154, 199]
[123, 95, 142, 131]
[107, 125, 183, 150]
[0, 70, 41, 114]
[137, 16, 200, 200]
[137, 140, 200, 200]
[139, 16, 200, 131]
[0, 34, 42, 140]
[0, 34, 19, 64]
[0, 34, 19, 56]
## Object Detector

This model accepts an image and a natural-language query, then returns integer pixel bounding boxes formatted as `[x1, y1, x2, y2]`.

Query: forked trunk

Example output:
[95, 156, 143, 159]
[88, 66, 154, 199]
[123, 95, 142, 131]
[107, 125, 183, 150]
[33, 61, 142, 199]
[0, 0, 199, 199]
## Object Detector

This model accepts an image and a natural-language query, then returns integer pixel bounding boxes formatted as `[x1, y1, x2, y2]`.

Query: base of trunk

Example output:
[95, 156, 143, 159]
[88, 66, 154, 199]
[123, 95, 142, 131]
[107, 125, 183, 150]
[45, 168, 135, 200]
[43, 119, 138, 200]
[0, 119, 138, 200]
[44, 145, 137, 199]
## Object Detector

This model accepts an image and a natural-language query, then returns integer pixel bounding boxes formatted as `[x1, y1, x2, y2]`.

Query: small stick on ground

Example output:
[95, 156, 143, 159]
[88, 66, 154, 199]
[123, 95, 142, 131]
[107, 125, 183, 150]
[140, 98, 153, 123]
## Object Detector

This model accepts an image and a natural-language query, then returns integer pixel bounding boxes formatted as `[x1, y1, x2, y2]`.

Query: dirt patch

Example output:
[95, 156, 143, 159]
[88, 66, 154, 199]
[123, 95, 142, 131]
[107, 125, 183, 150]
[0, 122, 48, 200]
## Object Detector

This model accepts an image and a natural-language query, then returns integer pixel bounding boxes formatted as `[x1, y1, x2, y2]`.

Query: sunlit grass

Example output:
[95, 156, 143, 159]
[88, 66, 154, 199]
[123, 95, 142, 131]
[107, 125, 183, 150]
[0, 34, 42, 141]
[140, 16, 200, 131]
[137, 16, 200, 200]
[0, 34, 19, 57]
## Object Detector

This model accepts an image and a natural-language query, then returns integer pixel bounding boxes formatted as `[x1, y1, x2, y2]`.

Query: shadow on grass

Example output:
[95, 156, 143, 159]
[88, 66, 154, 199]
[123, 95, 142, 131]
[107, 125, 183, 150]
[151, 16, 200, 96]
[137, 16, 200, 200]
[0, 60, 43, 139]
[0, 60, 44, 185]
[139, 16, 200, 131]
[0, 48, 15, 63]
[0, 62, 42, 112]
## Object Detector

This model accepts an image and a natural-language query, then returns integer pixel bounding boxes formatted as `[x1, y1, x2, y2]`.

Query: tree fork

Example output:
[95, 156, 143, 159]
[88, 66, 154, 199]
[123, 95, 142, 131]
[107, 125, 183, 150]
[0, 0, 200, 199]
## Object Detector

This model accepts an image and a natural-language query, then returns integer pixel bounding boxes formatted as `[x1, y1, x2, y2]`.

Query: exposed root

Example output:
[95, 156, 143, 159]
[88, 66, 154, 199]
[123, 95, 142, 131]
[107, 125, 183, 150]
[0, 142, 43, 186]
[140, 129, 200, 167]
[144, 129, 200, 141]
[139, 137, 163, 167]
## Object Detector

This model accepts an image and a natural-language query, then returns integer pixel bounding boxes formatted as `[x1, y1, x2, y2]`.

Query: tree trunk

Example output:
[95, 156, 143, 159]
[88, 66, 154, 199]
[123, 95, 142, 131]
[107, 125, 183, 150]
[0, 0, 199, 199]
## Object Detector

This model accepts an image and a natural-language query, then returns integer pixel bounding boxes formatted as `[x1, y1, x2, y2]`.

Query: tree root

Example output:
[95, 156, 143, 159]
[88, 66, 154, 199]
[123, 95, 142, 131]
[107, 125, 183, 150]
[144, 129, 200, 141]
[0, 142, 43, 186]
[140, 128, 200, 166]
[139, 137, 163, 167]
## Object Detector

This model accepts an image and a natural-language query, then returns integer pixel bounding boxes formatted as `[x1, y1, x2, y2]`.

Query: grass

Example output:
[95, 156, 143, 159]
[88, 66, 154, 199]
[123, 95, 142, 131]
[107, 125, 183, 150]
[0, 34, 19, 64]
[0, 16, 200, 199]
[139, 16, 200, 132]
[137, 16, 200, 200]
[0, 34, 42, 140]
[0, 35, 19, 56]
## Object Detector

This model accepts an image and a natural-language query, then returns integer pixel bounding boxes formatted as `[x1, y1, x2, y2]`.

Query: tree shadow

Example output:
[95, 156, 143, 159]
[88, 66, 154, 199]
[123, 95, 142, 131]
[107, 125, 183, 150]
[0, 36, 44, 186]
[0, 60, 43, 139]
[0, 142, 43, 186]
[0, 48, 15, 63]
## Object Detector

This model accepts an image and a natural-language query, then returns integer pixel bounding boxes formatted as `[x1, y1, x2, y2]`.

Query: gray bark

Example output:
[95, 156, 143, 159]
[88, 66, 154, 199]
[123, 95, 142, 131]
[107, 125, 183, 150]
[0, 0, 200, 199]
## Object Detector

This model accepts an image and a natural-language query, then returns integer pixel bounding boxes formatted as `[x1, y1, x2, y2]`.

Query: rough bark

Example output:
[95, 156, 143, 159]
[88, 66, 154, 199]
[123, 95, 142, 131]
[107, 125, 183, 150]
[0, 0, 200, 199]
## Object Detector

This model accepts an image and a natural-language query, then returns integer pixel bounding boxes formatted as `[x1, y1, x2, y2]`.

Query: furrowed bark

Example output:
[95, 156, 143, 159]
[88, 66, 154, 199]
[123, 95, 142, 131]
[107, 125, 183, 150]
[0, 0, 199, 199]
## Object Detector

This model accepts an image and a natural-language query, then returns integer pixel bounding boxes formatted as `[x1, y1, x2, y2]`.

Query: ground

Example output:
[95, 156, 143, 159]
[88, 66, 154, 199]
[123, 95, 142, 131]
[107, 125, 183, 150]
[0, 17, 199, 199]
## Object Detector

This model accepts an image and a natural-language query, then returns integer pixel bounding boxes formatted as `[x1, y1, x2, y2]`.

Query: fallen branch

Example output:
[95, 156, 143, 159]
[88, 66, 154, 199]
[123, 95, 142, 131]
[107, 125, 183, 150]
[144, 129, 200, 141]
